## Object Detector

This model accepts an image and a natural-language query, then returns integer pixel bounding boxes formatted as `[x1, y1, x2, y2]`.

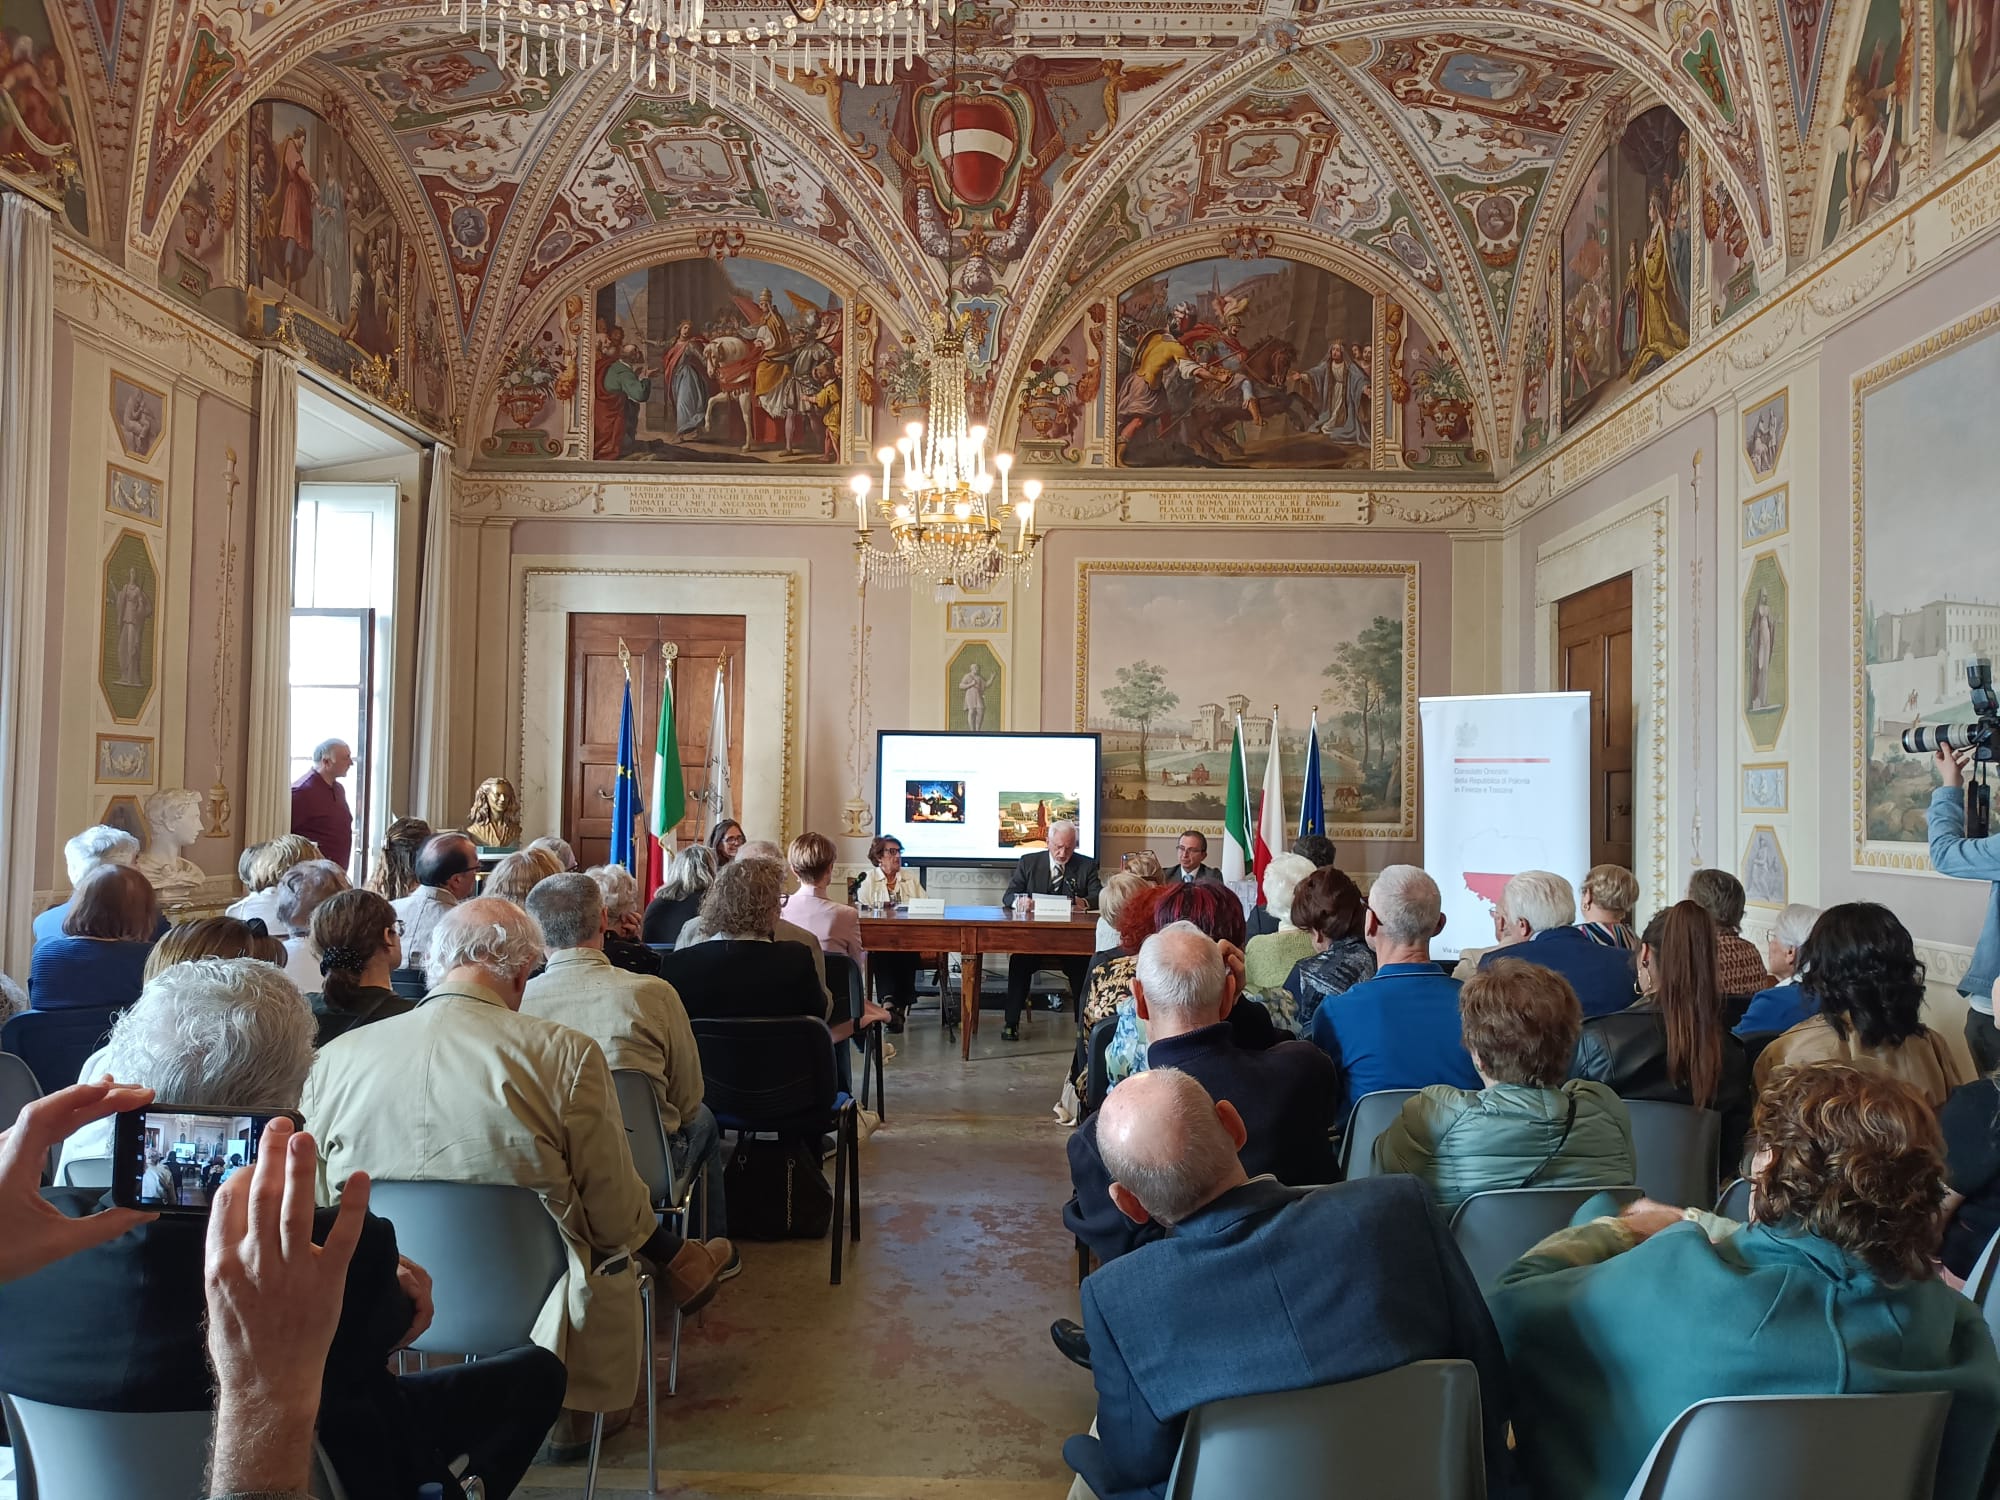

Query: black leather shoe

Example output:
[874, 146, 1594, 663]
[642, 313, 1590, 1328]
[1050, 1318, 1092, 1369]
[1001, 1025, 1021, 1042]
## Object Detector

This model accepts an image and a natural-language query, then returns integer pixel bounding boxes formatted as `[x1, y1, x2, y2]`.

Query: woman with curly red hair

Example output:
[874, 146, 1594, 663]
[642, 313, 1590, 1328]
[1490, 1062, 2000, 1500]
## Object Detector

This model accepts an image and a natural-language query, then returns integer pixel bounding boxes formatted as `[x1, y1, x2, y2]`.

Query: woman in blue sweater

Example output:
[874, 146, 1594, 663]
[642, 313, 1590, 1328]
[28, 863, 160, 1010]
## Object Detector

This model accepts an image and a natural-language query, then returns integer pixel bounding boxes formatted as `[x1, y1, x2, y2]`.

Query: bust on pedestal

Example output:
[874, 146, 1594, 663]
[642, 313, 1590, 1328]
[135, 788, 207, 898]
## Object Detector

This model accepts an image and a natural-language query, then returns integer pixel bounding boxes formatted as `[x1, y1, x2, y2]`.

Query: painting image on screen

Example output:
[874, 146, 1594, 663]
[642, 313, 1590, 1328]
[905, 780, 966, 823]
[997, 791, 1081, 851]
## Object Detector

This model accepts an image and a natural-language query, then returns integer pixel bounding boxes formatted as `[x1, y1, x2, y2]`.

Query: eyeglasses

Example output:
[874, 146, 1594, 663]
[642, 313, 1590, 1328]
[393, 920, 406, 935]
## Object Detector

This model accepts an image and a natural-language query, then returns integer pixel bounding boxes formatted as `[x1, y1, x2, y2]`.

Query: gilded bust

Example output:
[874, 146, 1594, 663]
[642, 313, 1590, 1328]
[466, 776, 521, 851]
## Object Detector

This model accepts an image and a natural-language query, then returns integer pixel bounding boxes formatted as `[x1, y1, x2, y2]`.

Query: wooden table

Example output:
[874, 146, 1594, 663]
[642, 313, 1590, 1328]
[857, 905, 1100, 1060]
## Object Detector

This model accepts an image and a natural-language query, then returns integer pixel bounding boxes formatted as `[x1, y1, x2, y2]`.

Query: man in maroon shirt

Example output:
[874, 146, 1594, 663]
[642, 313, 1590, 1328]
[292, 738, 355, 872]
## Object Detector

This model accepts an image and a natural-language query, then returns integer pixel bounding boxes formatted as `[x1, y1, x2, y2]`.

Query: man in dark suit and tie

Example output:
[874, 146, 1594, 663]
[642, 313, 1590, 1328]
[1171, 831, 1224, 885]
[1000, 819, 1102, 1040]
[1062, 1068, 1512, 1500]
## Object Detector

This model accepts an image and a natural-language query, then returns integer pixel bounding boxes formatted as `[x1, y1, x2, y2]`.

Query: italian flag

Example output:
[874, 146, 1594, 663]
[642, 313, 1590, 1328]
[1221, 714, 1252, 882]
[646, 664, 686, 895]
[1254, 707, 1286, 904]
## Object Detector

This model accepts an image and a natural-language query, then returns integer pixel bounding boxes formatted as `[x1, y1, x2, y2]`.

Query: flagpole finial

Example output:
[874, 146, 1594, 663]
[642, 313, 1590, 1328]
[617, 637, 632, 678]
[663, 642, 679, 664]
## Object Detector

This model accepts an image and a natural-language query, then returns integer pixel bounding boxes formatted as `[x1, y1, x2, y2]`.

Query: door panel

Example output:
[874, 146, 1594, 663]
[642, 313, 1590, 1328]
[1556, 575, 1636, 877]
[564, 613, 748, 870]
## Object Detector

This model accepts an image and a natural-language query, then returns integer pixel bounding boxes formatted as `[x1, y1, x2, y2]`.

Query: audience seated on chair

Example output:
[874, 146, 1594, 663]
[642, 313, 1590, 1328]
[484, 846, 562, 907]
[1279, 866, 1377, 1038]
[676, 840, 833, 1010]
[1753, 902, 1972, 1105]
[1375, 959, 1635, 1213]
[1241, 854, 1317, 990]
[1940, 1063, 2000, 1280]
[1307, 865, 1478, 1119]
[225, 834, 320, 929]
[782, 832, 865, 964]
[1489, 1063, 2000, 1500]
[28, 864, 160, 1010]
[274, 859, 350, 996]
[1064, 923, 1340, 1268]
[1246, 835, 1336, 939]
[32, 826, 166, 949]
[1735, 902, 1822, 1037]
[1573, 901, 1751, 1169]
[0, 956, 568, 1499]
[523, 873, 726, 1242]
[643, 843, 717, 948]
[1576, 863, 1640, 950]
[1478, 871, 1638, 1019]
[364, 815, 432, 901]
[1686, 868, 1776, 998]
[658, 859, 844, 1030]
[305, 890, 414, 1047]
[587, 862, 663, 977]
[390, 832, 481, 970]
[1061, 1067, 1511, 1500]
[1103, 883, 1281, 1089]
[301, 897, 733, 1455]
[1080, 881, 1161, 1035]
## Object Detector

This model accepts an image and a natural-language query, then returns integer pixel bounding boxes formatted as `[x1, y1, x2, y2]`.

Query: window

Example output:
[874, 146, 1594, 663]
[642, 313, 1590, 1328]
[292, 484, 397, 878]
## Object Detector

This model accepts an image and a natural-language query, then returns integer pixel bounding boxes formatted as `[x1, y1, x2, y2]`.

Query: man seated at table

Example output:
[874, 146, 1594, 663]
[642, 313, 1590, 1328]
[1001, 819, 1102, 1041]
[1478, 870, 1637, 1018]
[1061, 1067, 1511, 1500]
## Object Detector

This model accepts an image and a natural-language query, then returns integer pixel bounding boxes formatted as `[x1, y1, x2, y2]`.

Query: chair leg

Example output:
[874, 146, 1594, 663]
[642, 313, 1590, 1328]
[848, 1107, 861, 1241]
[642, 1273, 658, 1495]
[583, 1410, 605, 1500]
[668, 1301, 684, 1397]
[830, 1118, 848, 1285]
[873, 1027, 887, 1121]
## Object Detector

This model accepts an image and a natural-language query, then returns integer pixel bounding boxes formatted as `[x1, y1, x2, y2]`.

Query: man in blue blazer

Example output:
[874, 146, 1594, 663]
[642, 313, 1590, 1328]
[1063, 1068, 1511, 1500]
[1478, 870, 1636, 1018]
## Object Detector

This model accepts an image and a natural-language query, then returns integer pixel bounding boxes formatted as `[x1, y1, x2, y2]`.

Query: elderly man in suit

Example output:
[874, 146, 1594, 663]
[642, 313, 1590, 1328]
[1000, 818, 1103, 1041]
[302, 897, 734, 1456]
[1062, 1067, 1512, 1500]
[1479, 869, 1637, 1019]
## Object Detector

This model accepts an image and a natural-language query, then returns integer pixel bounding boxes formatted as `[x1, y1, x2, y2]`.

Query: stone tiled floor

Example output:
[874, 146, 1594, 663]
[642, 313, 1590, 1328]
[522, 1006, 1096, 1499]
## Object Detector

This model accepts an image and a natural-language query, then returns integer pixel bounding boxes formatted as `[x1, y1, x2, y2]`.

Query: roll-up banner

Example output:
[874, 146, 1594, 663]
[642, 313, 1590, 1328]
[1419, 692, 1593, 959]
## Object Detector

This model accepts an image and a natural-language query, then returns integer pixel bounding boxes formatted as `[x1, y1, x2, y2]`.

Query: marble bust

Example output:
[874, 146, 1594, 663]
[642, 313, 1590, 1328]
[135, 788, 207, 896]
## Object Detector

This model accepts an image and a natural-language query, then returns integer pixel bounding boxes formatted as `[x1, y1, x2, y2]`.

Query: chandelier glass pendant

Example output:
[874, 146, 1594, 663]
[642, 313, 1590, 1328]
[444, 0, 936, 97]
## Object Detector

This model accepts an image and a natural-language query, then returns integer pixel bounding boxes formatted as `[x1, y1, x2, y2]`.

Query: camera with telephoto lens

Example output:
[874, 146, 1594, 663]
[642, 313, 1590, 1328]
[1905, 661, 2000, 839]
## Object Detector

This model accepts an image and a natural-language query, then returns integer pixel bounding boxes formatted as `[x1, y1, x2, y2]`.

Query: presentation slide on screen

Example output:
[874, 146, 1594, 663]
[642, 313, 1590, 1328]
[1419, 693, 1591, 958]
[877, 732, 1100, 863]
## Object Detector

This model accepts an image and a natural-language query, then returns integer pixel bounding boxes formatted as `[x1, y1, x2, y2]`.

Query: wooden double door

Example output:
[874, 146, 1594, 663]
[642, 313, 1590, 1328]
[1556, 575, 1635, 875]
[565, 613, 746, 869]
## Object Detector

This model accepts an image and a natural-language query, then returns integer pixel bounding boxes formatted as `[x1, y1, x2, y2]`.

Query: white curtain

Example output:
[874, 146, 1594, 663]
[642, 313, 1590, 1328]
[244, 350, 299, 845]
[0, 192, 53, 976]
[408, 444, 455, 826]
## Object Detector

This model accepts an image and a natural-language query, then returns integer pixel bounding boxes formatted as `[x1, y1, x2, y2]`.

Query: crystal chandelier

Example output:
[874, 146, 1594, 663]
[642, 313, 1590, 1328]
[444, 0, 933, 98]
[850, 311, 1042, 594]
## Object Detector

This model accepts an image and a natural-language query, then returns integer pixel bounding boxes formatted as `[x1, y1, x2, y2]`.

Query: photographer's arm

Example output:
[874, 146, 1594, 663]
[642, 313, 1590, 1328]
[1928, 750, 2000, 877]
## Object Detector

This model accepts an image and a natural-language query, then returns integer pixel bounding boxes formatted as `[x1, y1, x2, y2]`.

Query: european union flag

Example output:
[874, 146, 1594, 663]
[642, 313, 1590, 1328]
[610, 679, 644, 873]
[1298, 710, 1325, 839]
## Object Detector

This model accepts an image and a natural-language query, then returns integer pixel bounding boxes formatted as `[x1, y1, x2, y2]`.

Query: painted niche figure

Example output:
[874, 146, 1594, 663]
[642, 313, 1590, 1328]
[1748, 589, 1777, 712]
[271, 124, 316, 294]
[108, 567, 152, 688]
[591, 323, 652, 460]
[657, 320, 712, 439]
[313, 157, 349, 323]
[1315, 340, 1369, 444]
[1617, 240, 1642, 366]
[1624, 190, 1688, 380]
[958, 661, 995, 733]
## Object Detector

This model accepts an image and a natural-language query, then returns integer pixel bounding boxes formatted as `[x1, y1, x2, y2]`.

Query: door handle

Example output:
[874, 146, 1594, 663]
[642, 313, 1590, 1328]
[596, 788, 613, 800]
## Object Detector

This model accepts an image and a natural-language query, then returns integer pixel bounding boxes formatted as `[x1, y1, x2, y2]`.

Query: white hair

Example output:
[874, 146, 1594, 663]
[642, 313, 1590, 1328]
[528, 835, 577, 871]
[527, 872, 604, 950]
[1371, 865, 1443, 946]
[64, 825, 140, 883]
[1262, 853, 1316, 927]
[1773, 902, 1821, 950]
[1047, 819, 1078, 842]
[585, 862, 641, 922]
[102, 959, 315, 1110]
[1133, 921, 1227, 1024]
[425, 897, 546, 987]
[312, 739, 349, 766]
[1097, 1067, 1239, 1226]
[1501, 870, 1577, 934]
[737, 839, 785, 863]
[657, 844, 716, 902]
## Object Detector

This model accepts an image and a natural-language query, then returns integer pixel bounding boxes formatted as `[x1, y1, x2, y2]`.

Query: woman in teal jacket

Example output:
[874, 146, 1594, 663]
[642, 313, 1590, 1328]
[1373, 957, 1635, 1213]
[1489, 1062, 2000, 1500]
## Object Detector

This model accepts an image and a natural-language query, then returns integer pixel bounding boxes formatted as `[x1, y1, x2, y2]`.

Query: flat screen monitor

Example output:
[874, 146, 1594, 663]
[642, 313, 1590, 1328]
[875, 731, 1101, 865]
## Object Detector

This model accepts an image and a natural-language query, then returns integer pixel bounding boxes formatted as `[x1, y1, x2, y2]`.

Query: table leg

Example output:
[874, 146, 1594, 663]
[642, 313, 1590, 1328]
[960, 951, 979, 1061]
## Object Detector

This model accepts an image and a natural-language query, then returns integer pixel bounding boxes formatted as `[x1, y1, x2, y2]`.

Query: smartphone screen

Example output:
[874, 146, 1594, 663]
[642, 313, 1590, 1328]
[110, 1106, 300, 1214]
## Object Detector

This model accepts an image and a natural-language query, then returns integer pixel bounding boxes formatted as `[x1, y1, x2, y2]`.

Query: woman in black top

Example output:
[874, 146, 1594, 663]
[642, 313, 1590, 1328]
[308, 890, 415, 1046]
[642, 843, 717, 945]
[1940, 1074, 2000, 1277]
[1573, 901, 1752, 1173]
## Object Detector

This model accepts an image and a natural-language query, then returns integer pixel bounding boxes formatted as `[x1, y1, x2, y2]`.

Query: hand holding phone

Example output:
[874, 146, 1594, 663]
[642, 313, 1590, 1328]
[112, 1104, 303, 1215]
[0, 1080, 158, 1282]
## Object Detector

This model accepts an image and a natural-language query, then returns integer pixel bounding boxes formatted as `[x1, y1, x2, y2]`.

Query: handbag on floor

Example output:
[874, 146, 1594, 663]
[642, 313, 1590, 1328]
[722, 1135, 834, 1240]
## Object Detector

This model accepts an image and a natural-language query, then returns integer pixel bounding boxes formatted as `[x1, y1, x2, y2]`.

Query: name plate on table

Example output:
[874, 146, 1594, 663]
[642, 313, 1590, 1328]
[1029, 895, 1075, 921]
[902, 898, 947, 917]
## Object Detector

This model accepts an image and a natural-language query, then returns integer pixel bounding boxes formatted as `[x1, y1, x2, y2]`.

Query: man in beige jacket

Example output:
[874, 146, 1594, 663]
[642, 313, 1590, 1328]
[302, 897, 732, 1450]
[524, 873, 729, 1245]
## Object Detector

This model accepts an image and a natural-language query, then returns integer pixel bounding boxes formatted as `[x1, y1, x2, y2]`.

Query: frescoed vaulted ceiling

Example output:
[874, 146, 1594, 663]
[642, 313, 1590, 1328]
[9, 0, 1979, 469]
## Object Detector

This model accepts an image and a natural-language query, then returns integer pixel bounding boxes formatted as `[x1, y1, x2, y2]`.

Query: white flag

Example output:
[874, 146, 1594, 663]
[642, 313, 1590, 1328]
[705, 661, 733, 828]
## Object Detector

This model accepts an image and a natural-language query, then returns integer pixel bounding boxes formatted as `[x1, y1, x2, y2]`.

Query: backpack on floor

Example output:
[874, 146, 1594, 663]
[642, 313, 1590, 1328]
[722, 1135, 833, 1240]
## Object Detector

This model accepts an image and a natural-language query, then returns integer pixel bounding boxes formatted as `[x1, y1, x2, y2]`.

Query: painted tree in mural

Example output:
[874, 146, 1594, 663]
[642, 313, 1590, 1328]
[1100, 661, 1180, 786]
[1322, 615, 1403, 773]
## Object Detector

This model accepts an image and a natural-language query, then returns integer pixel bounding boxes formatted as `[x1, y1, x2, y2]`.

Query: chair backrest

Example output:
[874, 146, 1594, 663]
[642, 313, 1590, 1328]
[612, 1067, 678, 1209]
[386, 966, 428, 1000]
[1164, 1360, 1486, 1500]
[1449, 1185, 1643, 1287]
[1, 1008, 120, 1101]
[822, 953, 864, 1022]
[1619, 1391, 1951, 1500]
[1622, 1100, 1721, 1208]
[1339, 1089, 1421, 1180]
[690, 1016, 838, 1132]
[1, 1395, 349, 1500]
[1714, 1177, 1754, 1224]
[59, 1156, 112, 1189]
[1084, 1016, 1117, 1114]
[363, 1181, 565, 1356]
[0, 1049, 42, 1134]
